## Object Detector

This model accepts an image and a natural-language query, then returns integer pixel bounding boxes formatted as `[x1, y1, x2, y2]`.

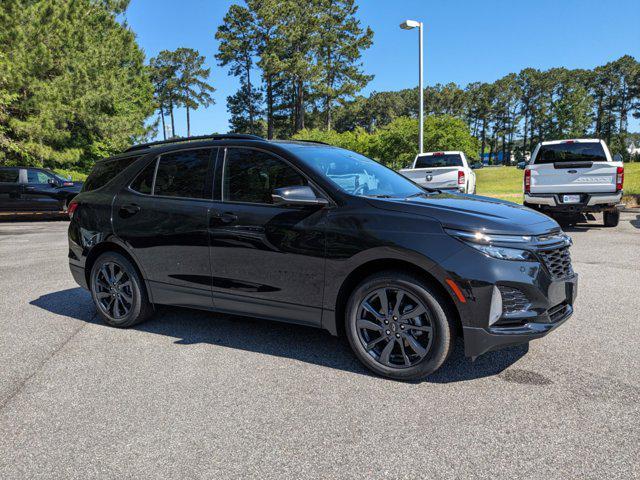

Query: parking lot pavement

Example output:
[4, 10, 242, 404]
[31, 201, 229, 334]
[0, 215, 638, 479]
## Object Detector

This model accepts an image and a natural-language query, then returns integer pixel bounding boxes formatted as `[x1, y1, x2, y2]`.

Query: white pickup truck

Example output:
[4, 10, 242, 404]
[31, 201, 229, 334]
[399, 151, 476, 194]
[523, 139, 624, 226]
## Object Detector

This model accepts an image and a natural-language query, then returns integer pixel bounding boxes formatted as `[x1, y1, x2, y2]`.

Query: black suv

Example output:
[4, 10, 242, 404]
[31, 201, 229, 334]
[68, 134, 578, 380]
[0, 166, 82, 213]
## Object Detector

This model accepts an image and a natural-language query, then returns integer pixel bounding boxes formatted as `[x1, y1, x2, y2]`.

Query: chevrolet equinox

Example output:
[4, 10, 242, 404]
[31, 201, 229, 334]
[68, 134, 578, 381]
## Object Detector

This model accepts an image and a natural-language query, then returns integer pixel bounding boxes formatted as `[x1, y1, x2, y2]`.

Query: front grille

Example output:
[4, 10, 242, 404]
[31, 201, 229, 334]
[499, 286, 530, 314]
[538, 246, 574, 280]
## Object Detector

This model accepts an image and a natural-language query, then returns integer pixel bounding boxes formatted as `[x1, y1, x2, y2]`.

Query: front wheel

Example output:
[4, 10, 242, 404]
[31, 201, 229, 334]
[90, 252, 153, 327]
[603, 209, 620, 227]
[345, 271, 456, 381]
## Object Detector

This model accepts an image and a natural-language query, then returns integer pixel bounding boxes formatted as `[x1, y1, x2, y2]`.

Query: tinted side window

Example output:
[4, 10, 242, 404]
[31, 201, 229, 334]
[223, 148, 307, 204]
[130, 159, 157, 195]
[27, 169, 54, 184]
[0, 168, 19, 183]
[83, 156, 139, 192]
[154, 149, 211, 199]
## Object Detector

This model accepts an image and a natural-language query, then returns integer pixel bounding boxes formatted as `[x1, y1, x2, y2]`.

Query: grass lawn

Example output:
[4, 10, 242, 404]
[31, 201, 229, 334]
[475, 163, 640, 206]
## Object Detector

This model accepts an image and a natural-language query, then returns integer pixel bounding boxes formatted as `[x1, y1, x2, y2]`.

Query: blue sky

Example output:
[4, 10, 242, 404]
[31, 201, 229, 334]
[126, 0, 640, 139]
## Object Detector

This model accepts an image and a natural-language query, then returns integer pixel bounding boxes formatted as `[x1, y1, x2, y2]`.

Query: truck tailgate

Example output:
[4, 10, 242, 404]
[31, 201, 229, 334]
[530, 162, 618, 194]
[399, 167, 461, 189]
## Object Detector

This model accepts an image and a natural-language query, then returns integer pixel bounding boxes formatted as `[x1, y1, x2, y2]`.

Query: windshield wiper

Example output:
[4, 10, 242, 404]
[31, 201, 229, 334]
[405, 189, 440, 199]
[365, 194, 395, 198]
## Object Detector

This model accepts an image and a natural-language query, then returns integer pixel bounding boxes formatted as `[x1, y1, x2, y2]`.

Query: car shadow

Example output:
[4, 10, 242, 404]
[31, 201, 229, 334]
[630, 215, 640, 229]
[30, 288, 528, 384]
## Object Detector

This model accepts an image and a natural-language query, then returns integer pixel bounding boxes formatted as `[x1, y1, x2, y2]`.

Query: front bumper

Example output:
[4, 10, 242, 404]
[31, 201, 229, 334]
[434, 237, 579, 359]
[524, 192, 622, 213]
[463, 280, 576, 358]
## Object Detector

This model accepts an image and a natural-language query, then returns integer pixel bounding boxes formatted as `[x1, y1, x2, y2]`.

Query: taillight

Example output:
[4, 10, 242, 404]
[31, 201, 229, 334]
[67, 201, 79, 219]
[458, 170, 465, 185]
[616, 166, 624, 192]
[524, 169, 531, 193]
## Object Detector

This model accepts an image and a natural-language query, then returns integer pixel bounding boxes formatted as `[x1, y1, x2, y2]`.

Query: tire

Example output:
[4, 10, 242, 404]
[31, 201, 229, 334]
[345, 271, 456, 381]
[603, 209, 620, 227]
[90, 252, 153, 327]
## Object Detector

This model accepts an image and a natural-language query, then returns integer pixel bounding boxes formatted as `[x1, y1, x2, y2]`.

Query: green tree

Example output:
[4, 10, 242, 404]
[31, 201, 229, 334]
[149, 52, 180, 139]
[172, 48, 216, 137]
[215, 4, 262, 134]
[0, 0, 154, 169]
[315, 0, 373, 130]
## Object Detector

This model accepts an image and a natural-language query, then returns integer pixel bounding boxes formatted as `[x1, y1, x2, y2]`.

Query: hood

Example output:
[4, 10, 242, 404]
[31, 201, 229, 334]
[367, 193, 559, 235]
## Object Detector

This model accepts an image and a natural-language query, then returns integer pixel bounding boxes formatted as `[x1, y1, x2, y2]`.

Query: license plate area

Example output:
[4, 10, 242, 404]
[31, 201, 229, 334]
[562, 194, 581, 204]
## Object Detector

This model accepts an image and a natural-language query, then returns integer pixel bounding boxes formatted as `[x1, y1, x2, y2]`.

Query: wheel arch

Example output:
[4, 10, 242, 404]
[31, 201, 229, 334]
[84, 240, 153, 303]
[329, 258, 462, 338]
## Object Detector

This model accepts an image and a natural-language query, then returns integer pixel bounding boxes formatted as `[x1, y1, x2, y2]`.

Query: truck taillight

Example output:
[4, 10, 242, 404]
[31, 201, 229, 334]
[458, 170, 465, 185]
[524, 169, 531, 193]
[68, 201, 79, 219]
[616, 166, 624, 192]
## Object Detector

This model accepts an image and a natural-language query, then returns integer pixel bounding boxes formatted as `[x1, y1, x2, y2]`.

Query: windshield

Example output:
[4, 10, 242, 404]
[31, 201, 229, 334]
[414, 154, 463, 168]
[533, 142, 607, 164]
[293, 146, 423, 197]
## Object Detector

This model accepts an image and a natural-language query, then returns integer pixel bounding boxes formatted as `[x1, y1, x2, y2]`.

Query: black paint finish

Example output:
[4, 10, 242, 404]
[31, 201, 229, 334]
[68, 138, 577, 359]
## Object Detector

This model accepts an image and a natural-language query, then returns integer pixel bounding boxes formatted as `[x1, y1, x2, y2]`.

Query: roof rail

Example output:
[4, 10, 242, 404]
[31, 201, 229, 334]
[290, 139, 331, 146]
[124, 133, 263, 152]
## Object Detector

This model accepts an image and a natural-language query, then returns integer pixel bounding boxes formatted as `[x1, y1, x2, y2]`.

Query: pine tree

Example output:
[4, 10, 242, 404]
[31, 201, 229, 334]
[215, 4, 262, 134]
[172, 48, 216, 138]
[0, 0, 154, 169]
[315, 0, 373, 130]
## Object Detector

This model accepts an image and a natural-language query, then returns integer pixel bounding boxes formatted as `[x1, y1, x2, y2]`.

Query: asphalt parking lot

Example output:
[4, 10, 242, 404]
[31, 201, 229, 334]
[1, 214, 639, 479]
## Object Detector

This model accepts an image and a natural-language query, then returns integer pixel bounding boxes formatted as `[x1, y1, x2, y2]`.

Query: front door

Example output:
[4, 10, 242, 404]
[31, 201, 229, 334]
[113, 147, 216, 309]
[23, 169, 62, 211]
[208, 147, 327, 326]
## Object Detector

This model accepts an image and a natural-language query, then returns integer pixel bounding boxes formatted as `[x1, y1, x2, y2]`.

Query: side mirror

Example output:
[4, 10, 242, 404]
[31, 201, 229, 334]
[48, 178, 59, 186]
[271, 185, 328, 206]
[613, 153, 623, 162]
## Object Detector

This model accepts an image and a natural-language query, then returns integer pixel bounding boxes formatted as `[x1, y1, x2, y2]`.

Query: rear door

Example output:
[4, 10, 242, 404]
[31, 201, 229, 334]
[530, 141, 617, 194]
[113, 147, 216, 309]
[0, 168, 21, 212]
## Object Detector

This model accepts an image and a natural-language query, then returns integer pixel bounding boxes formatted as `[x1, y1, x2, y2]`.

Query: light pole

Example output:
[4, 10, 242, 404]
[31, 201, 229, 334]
[400, 19, 424, 154]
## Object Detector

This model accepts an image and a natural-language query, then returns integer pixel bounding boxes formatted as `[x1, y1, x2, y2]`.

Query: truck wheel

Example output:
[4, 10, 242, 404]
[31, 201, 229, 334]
[603, 210, 620, 227]
[345, 271, 456, 381]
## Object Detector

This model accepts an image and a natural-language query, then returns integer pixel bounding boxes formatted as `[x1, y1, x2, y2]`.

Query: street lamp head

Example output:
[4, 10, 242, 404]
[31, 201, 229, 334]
[400, 19, 421, 30]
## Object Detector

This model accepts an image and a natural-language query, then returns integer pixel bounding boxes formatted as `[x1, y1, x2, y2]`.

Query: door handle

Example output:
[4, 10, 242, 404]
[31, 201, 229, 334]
[119, 203, 140, 218]
[25, 186, 36, 191]
[211, 211, 238, 224]
[568, 170, 577, 174]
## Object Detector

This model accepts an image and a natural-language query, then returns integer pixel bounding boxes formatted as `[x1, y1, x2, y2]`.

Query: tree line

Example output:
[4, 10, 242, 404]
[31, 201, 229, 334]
[323, 56, 640, 161]
[1, 0, 639, 173]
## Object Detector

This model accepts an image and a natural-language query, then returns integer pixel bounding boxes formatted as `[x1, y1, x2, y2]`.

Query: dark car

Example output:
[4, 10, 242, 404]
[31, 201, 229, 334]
[0, 166, 83, 213]
[67, 134, 578, 381]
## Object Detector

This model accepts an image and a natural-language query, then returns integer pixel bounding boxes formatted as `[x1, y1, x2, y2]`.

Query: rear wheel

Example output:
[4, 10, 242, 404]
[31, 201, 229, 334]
[603, 209, 620, 227]
[90, 252, 153, 327]
[345, 271, 455, 381]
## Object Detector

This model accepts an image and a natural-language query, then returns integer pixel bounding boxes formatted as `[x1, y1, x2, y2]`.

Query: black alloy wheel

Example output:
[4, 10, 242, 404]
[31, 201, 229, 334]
[346, 271, 456, 381]
[90, 252, 153, 327]
[356, 287, 434, 368]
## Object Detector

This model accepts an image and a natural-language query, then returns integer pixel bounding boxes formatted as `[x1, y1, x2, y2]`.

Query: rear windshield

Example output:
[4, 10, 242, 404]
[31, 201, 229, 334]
[533, 143, 607, 164]
[83, 156, 139, 192]
[414, 154, 462, 168]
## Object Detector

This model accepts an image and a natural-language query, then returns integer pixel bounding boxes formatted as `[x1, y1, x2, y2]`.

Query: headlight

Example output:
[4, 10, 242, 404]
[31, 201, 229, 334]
[445, 228, 536, 261]
[465, 243, 534, 261]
